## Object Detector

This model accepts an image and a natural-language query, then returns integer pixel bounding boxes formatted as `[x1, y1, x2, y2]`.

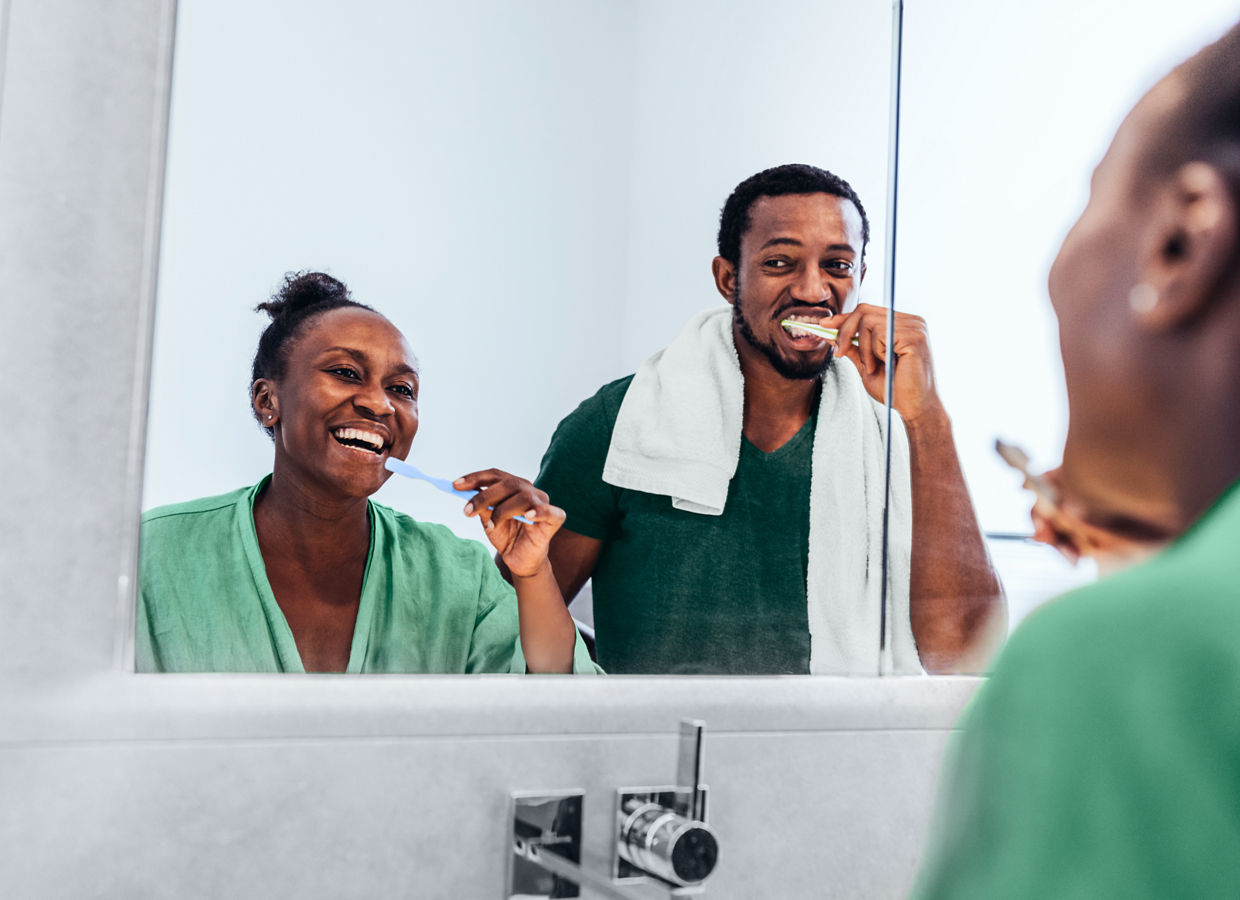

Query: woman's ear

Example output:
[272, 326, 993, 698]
[252, 379, 278, 426]
[1134, 162, 1238, 331]
[712, 256, 737, 304]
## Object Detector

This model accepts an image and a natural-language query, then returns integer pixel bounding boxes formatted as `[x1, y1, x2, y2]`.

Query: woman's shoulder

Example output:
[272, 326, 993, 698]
[369, 501, 492, 563]
[141, 485, 254, 529]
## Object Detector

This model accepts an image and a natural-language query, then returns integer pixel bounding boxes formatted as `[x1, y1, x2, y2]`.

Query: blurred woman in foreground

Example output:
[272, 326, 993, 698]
[915, 20, 1240, 898]
[138, 272, 597, 674]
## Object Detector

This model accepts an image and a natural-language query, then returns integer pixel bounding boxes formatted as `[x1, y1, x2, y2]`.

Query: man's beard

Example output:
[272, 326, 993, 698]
[732, 284, 834, 381]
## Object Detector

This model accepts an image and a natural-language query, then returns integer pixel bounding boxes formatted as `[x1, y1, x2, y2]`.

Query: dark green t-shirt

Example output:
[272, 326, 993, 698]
[913, 479, 1240, 899]
[536, 375, 814, 674]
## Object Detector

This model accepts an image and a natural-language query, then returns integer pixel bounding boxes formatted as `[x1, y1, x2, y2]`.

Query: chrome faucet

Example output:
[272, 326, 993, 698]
[507, 719, 719, 898]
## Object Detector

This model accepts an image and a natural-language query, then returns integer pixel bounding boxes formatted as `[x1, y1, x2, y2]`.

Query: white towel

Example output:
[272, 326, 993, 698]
[603, 307, 920, 675]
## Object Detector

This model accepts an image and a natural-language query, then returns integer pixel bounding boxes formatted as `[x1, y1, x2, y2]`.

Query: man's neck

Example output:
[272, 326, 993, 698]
[737, 345, 821, 454]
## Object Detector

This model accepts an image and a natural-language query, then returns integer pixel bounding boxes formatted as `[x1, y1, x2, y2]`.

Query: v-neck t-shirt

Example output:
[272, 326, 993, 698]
[535, 375, 813, 674]
[136, 476, 598, 674]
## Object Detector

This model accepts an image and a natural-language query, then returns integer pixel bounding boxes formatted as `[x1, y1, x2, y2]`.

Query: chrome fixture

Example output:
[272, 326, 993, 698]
[507, 719, 718, 898]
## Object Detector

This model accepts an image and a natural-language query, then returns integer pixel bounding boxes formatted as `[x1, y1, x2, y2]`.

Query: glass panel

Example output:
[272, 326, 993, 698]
[896, 0, 1239, 663]
[142, 0, 897, 674]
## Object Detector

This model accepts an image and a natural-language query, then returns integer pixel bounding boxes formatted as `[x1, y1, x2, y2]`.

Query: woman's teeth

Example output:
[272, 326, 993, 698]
[332, 427, 384, 453]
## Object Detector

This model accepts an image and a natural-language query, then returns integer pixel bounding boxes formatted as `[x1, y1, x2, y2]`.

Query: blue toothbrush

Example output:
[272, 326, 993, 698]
[384, 457, 534, 524]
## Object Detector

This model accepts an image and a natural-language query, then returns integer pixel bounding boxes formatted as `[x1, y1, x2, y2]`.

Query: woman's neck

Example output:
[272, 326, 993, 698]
[254, 470, 372, 568]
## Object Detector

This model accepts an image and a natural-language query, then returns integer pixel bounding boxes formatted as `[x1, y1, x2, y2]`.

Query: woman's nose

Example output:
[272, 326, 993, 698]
[354, 379, 394, 416]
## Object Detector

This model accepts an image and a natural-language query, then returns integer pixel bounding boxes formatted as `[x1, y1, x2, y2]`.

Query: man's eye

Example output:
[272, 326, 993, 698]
[389, 383, 415, 399]
[824, 260, 854, 272]
[762, 258, 792, 269]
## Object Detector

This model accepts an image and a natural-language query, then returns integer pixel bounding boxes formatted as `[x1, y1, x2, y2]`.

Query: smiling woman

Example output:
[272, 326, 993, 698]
[136, 272, 599, 675]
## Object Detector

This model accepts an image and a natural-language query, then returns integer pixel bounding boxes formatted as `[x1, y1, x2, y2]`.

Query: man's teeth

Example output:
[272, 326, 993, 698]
[332, 427, 384, 452]
[782, 318, 828, 338]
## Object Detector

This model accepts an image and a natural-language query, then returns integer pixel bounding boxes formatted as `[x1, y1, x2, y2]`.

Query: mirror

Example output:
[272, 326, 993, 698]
[895, 0, 1240, 640]
[142, 0, 900, 672]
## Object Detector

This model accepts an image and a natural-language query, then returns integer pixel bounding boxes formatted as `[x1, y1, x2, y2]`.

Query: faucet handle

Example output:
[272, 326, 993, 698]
[676, 719, 706, 821]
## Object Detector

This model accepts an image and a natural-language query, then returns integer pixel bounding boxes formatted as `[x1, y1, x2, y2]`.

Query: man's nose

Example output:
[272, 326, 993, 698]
[790, 265, 829, 302]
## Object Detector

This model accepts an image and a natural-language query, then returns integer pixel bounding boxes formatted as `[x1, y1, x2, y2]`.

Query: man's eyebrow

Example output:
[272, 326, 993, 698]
[758, 237, 857, 254]
[319, 346, 418, 377]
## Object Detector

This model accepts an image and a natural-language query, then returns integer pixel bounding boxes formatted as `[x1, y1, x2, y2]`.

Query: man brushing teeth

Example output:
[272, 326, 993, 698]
[529, 163, 1004, 675]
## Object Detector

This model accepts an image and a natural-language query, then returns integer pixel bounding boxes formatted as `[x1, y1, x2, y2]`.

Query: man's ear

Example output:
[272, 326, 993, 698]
[712, 256, 737, 304]
[252, 379, 278, 425]
[1135, 162, 1238, 331]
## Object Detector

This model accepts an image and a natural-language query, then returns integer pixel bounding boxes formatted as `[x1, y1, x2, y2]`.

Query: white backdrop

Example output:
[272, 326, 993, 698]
[898, 0, 1240, 534]
[143, 0, 895, 542]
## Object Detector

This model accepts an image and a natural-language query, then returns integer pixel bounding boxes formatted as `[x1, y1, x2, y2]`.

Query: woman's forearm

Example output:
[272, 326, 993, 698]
[512, 560, 578, 673]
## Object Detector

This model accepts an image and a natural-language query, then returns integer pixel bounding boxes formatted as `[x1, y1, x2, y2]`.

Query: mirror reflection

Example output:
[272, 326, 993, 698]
[142, 0, 1003, 675]
[896, 0, 1240, 644]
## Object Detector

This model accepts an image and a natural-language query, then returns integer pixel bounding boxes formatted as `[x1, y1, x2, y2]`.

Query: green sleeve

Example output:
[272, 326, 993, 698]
[913, 600, 1240, 899]
[465, 544, 602, 675]
[135, 586, 162, 673]
[534, 382, 627, 541]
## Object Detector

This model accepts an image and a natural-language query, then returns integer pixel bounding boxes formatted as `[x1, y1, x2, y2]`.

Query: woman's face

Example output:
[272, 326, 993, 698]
[1046, 74, 1181, 522]
[259, 307, 419, 500]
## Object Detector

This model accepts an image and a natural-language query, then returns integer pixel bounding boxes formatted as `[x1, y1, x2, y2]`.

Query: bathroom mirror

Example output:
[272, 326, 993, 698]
[142, 0, 901, 672]
[893, 0, 1240, 638]
[145, 0, 1238, 676]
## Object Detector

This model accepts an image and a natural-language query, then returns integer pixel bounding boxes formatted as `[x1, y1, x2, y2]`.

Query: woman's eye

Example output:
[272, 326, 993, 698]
[328, 366, 360, 380]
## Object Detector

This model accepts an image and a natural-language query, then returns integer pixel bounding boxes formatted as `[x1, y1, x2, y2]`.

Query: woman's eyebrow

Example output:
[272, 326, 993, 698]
[319, 346, 417, 377]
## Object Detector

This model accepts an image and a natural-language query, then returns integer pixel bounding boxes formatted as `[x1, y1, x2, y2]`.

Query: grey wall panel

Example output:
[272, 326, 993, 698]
[0, 0, 173, 676]
[0, 727, 954, 899]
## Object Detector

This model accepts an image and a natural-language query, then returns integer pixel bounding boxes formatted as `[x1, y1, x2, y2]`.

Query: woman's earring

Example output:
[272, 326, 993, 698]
[1128, 283, 1159, 314]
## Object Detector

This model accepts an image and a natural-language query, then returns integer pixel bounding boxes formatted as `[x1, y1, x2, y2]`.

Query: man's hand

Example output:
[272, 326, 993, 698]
[825, 303, 941, 422]
[455, 469, 566, 578]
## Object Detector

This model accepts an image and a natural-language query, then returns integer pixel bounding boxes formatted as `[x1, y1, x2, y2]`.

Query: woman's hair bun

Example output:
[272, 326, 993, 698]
[255, 271, 352, 321]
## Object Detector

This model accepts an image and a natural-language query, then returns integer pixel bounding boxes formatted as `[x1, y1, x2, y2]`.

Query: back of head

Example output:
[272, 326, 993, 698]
[716, 163, 870, 266]
[250, 271, 375, 434]
[1141, 20, 1240, 212]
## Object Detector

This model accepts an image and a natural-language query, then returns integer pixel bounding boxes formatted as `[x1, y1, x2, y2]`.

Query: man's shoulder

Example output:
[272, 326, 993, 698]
[562, 374, 635, 427]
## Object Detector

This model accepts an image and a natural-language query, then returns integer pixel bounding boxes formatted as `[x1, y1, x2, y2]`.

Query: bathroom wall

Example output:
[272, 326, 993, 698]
[0, 2, 974, 898]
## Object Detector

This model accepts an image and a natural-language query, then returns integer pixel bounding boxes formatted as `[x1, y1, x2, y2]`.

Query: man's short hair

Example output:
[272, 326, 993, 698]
[716, 163, 870, 266]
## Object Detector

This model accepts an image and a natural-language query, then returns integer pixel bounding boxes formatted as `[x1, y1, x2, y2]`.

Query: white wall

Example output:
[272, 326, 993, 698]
[619, 0, 894, 370]
[146, 0, 640, 533]
[144, 0, 895, 546]
[898, 0, 1240, 535]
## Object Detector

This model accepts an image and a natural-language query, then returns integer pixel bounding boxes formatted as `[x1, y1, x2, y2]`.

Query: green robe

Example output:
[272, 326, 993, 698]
[137, 477, 599, 674]
[913, 480, 1240, 898]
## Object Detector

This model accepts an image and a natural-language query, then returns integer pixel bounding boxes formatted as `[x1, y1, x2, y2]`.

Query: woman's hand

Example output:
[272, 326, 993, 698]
[454, 469, 566, 578]
[1029, 467, 1166, 575]
[825, 304, 942, 423]
[455, 468, 576, 673]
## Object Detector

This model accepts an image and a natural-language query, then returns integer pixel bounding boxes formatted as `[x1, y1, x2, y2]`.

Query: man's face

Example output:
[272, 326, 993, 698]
[722, 193, 866, 380]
